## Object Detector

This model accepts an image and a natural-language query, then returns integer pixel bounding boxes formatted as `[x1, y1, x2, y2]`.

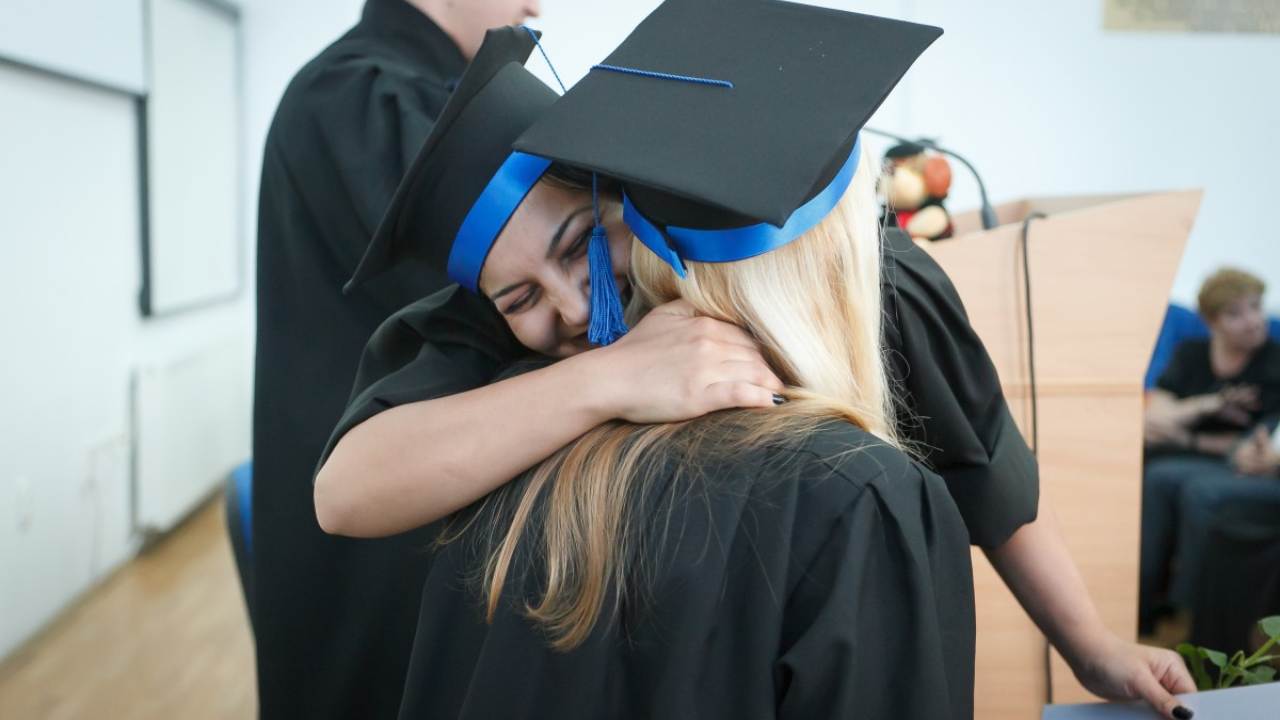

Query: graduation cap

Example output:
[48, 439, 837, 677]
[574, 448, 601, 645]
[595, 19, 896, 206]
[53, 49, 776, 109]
[345, 25, 558, 296]
[514, 0, 942, 276]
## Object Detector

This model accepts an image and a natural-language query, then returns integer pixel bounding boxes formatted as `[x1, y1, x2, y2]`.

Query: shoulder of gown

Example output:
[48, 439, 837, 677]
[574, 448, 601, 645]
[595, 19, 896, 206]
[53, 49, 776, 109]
[315, 285, 522, 473]
[881, 228, 1039, 548]
[732, 422, 977, 720]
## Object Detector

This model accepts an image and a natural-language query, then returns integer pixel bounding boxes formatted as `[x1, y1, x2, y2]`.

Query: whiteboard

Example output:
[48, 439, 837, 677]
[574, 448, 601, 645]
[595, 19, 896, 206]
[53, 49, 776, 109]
[142, 0, 242, 315]
[0, 0, 147, 95]
[0, 60, 142, 660]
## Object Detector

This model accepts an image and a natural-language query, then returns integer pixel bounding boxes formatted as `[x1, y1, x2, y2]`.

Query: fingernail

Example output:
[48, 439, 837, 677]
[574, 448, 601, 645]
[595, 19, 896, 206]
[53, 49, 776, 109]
[1173, 706, 1193, 720]
[772, 394, 787, 405]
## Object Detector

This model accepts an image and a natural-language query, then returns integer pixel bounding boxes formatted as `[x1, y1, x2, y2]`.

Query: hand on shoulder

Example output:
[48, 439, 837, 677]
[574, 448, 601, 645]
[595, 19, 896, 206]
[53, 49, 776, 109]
[579, 300, 786, 424]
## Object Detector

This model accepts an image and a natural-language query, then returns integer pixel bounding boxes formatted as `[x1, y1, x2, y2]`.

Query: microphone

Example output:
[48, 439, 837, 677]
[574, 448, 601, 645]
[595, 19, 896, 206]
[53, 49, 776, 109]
[863, 127, 999, 230]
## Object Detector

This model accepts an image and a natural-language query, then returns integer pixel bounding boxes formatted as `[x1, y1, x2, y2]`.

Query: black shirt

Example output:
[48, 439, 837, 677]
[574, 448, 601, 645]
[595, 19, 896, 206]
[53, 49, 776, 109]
[324, 228, 1039, 549]
[251, 1, 467, 717]
[398, 424, 975, 720]
[1155, 338, 1280, 435]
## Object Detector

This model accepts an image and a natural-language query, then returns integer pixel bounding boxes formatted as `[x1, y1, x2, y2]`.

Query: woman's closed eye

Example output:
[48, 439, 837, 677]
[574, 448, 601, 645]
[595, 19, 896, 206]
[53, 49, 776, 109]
[502, 286, 540, 315]
[561, 229, 591, 260]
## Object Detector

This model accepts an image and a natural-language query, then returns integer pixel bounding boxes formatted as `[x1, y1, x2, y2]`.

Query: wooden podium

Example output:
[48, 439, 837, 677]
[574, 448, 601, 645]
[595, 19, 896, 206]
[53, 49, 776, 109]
[920, 191, 1202, 719]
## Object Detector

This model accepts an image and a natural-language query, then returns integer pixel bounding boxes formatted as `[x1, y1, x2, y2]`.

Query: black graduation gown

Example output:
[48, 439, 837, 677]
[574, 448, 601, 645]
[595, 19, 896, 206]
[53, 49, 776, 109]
[880, 229, 1040, 547]
[251, 1, 469, 717]
[322, 229, 1039, 549]
[397, 424, 975, 719]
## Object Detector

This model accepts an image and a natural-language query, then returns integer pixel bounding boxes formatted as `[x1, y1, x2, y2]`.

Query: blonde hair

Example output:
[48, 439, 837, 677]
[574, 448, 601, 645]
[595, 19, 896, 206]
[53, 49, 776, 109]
[1198, 268, 1265, 320]
[448, 144, 898, 650]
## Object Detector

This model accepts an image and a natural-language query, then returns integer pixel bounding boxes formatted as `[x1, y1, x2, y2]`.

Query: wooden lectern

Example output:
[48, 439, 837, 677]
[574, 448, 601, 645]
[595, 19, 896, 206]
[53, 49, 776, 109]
[920, 191, 1202, 720]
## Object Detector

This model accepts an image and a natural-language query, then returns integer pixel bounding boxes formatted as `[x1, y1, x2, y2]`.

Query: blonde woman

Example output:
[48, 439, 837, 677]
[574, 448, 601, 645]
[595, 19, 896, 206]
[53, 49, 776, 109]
[391, 134, 977, 718]
[314, 3, 1194, 718]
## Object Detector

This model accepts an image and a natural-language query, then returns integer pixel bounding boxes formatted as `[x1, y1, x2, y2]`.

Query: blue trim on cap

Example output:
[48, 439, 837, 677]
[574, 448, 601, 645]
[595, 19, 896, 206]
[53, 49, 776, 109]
[448, 151, 553, 291]
[623, 135, 862, 273]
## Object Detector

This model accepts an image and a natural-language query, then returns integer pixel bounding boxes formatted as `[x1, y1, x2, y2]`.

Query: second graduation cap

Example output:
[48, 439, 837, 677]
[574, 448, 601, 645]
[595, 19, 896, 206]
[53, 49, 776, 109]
[514, 0, 942, 275]
[346, 26, 558, 294]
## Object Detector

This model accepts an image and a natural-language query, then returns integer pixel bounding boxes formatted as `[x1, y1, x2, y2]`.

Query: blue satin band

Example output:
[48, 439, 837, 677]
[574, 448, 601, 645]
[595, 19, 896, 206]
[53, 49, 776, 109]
[448, 151, 553, 291]
[624, 134, 862, 277]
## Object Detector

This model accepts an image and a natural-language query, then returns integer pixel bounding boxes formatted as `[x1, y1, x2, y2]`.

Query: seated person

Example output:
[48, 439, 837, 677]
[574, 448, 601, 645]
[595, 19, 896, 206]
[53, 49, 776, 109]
[1140, 268, 1280, 632]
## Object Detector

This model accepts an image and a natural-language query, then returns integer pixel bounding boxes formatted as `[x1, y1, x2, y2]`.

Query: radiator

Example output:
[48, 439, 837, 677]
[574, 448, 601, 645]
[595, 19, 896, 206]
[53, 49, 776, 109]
[133, 336, 251, 533]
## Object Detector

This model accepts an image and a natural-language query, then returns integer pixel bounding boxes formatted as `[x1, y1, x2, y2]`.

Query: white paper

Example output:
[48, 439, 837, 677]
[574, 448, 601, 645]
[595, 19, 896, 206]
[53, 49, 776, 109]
[1042, 682, 1280, 720]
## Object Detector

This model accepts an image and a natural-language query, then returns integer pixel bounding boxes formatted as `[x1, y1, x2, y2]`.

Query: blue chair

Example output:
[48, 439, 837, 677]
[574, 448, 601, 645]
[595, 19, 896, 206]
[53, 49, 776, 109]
[226, 460, 253, 627]
[1144, 304, 1280, 389]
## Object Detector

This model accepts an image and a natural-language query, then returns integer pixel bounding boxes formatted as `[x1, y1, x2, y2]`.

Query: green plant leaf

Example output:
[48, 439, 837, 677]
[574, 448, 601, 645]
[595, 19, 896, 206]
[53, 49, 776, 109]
[1177, 643, 1214, 691]
[1204, 648, 1229, 669]
[1218, 664, 1243, 689]
[1261, 616, 1280, 641]
[1240, 665, 1275, 686]
[1242, 654, 1279, 668]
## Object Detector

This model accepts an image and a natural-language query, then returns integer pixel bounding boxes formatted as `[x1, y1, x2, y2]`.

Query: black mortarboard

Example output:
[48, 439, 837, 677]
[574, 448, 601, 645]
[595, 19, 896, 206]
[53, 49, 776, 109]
[514, 0, 942, 274]
[346, 26, 558, 293]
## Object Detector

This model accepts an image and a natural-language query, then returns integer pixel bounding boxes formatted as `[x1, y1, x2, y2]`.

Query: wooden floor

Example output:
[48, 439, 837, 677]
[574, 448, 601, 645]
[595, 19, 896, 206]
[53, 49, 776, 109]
[0, 500, 256, 719]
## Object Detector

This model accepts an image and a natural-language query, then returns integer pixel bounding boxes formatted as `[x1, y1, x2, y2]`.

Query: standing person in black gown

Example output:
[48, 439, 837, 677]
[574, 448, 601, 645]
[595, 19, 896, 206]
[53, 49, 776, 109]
[251, 1, 542, 717]
[316, 3, 1197, 718]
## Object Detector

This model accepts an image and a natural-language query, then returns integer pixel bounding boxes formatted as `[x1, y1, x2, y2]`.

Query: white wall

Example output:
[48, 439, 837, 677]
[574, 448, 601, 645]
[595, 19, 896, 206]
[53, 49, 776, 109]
[887, 0, 1280, 314]
[0, 0, 251, 661]
[0, 63, 253, 661]
[0, 0, 146, 94]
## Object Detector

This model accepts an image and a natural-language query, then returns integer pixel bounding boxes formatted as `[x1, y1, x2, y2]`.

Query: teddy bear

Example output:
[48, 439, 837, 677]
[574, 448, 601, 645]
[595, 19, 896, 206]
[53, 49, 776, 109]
[880, 141, 954, 241]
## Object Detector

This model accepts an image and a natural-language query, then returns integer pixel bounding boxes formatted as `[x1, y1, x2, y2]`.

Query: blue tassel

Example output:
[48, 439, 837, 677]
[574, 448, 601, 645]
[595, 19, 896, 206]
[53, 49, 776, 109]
[586, 173, 628, 346]
[587, 225, 629, 346]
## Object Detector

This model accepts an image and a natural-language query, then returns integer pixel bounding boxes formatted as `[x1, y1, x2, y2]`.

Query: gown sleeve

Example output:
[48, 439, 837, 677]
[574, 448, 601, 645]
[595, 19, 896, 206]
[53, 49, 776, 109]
[278, 56, 456, 315]
[775, 447, 975, 720]
[315, 285, 522, 472]
[309, 59, 449, 264]
[882, 228, 1039, 548]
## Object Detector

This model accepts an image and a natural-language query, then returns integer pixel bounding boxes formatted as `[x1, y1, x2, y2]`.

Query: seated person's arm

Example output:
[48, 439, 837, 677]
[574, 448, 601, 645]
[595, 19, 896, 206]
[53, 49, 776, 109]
[1230, 419, 1280, 477]
[1144, 389, 1213, 434]
[1144, 388, 1243, 453]
[315, 305, 783, 538]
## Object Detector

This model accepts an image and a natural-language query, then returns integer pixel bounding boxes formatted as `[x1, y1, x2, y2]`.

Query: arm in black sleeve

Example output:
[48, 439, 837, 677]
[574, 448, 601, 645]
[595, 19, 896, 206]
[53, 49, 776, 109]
[275, 59, 455, 314]
[315, 286, 522, 472]
[882, 229, 1039, 548]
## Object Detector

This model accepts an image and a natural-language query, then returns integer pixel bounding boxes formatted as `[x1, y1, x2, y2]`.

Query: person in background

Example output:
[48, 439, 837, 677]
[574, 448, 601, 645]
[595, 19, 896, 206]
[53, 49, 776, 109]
[251, 1, 543, 717]
[1140, 268, 1280, 634]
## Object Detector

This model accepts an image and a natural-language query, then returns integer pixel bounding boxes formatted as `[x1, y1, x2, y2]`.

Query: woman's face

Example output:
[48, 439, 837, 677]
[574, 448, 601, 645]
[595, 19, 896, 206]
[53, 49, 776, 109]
[1209, 293, 1268, 353]
[479, 180, 631, 358]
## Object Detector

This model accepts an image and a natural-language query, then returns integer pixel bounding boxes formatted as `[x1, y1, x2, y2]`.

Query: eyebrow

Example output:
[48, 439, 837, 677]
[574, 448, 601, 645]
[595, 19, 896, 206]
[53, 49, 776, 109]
[545, 205, 593, 259]
[490, 204, 594, 301]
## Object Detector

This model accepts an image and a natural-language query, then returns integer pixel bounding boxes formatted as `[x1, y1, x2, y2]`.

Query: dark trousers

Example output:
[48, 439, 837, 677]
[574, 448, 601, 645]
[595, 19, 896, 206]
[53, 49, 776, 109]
[1140, 455, 1280, 629]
